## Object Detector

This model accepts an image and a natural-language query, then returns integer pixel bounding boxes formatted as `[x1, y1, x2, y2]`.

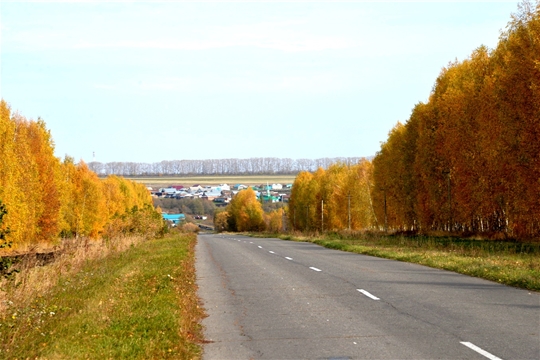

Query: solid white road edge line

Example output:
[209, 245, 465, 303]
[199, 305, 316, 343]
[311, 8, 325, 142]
[309, 267, 322, 272]
[357, 289, 380, 300]
[460, 342, 503, 360]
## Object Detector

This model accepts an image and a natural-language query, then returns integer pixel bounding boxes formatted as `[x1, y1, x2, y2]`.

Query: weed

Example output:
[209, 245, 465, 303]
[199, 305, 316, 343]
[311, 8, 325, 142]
[0, 234, 204, 359]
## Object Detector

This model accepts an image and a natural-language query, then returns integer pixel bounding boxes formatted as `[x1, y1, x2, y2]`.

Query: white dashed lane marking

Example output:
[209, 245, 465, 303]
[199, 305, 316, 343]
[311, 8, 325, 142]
[309, 267, 322, 272]
[460, 342, 503, 360]
[285, 257, 293, 260]
[357, 289, 380, 300]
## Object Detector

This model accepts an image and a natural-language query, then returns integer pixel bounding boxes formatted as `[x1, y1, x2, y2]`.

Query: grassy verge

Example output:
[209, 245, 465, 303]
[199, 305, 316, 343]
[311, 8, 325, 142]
[0, 233, 204, 359]
[263, 232, 540, 291]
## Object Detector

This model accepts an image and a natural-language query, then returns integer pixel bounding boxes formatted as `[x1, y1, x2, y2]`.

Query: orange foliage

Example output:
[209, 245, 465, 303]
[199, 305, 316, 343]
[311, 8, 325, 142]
[289, 2, 539, 240]
[371, 2, 540, 238]
[289, 161, 375, 232]
[0, 101, 162, 249]
[228, 188, 266, 232]
[264, 208, 284, 233]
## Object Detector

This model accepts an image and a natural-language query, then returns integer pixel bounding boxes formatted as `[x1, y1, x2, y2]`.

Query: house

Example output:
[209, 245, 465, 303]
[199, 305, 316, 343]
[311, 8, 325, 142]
[213, 197, 231, 206]
[174, 191, 190, 199]
[162, 213, 186, 225]
[220, 190, 233, 198]
[260, 194, 280, 203]
[219, 184, 231, 191]
[159, 187, 178, 195]
[272, 184, 283, 190]
[189, 185, 203, 193]
[201, 191, 222, 201]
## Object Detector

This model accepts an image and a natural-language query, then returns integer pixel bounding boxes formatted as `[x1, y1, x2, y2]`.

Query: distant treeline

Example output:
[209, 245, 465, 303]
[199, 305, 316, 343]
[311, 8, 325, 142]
[87, 157, 370, 177]
[290, 2, 540, 240]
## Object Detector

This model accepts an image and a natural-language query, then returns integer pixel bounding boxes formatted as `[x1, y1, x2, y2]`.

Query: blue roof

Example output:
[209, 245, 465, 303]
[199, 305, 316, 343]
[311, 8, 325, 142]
[162, 213, 186, 223]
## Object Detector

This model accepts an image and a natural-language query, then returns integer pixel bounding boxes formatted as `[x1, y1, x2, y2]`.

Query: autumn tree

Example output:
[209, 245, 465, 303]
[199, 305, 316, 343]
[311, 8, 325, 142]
[369, 1, 540, 238]
[289, 161, 376, 233]
[26, 118, 63, 241]
[0, 100, 18, 246]
[0, 200, 11, 248]
[228, 188, 266, 232]
[288, 171, 320, 231]
[264, 208, 284, 233]
[0, 100, 164, 247]
[214, 210, 230, 233]
[347, 160, 376, 230]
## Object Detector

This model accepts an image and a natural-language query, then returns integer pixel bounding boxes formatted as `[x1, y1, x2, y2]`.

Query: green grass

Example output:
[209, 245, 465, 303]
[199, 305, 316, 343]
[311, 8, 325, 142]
[271, 232, 540, 292]
[0, 233, 204, 359]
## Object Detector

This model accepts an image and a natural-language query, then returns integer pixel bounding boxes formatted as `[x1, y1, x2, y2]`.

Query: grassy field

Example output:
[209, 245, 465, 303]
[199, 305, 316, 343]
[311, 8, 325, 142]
[0, 233, 204, 359]
[128, 174, 297, 187]
[265, 232, 540, 291]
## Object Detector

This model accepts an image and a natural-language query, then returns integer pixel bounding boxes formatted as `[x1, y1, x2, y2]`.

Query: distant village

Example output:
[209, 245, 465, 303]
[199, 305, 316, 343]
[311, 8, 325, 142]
[150, 183, 292, 205]
[151, 183, 292, 225]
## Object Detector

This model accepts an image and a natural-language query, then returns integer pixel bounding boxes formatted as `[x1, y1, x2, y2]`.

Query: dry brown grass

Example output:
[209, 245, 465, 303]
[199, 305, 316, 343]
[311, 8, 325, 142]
[180, 222, 200, 233]
[0, 233, 204, 358]
[0, 235, 147, 317]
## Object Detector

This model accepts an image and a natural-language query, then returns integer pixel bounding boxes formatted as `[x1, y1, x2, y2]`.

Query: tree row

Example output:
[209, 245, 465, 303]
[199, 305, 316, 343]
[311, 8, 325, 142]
[87, 157, 367, 177]
[290, 2, 539, 240]
[0, 101, 163, 249]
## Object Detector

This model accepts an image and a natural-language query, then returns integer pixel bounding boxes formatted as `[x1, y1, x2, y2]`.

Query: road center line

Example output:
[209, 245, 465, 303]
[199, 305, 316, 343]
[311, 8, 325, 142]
[357, 289, 380, 300]
[269, 251, 275, 254]
[285, 257, 293, 260]
[258, 246, 263, 249]
[460, 342, 503, 360]
[309, 267, 322, 272]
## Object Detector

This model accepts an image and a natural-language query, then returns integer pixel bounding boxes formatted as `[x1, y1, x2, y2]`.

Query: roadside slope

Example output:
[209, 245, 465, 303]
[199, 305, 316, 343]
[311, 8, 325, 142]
[0, 233, 204, 359]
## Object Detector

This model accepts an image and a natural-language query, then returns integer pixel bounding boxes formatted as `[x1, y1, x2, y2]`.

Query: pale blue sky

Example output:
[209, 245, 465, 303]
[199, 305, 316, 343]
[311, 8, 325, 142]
[0, 1, 519, 163]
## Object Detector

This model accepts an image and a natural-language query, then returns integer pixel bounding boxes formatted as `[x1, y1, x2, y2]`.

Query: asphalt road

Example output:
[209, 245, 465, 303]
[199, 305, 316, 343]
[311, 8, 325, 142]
[196, 234, 540, 360]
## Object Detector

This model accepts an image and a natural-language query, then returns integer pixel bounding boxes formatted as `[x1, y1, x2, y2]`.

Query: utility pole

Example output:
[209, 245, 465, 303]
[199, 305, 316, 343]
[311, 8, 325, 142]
[448, 171, 452, 231]
[282, 208, 287, 232]
[305, 205, 309, 231]
[347, 192, 351, 231]
[321, 199, 324, 233]
[442, 169, 451, 231]
[384, 188, 388, 233]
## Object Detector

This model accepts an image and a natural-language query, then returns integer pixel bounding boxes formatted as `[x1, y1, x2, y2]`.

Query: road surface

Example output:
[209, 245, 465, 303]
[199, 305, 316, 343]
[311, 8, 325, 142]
[196, 233, 539, 359]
